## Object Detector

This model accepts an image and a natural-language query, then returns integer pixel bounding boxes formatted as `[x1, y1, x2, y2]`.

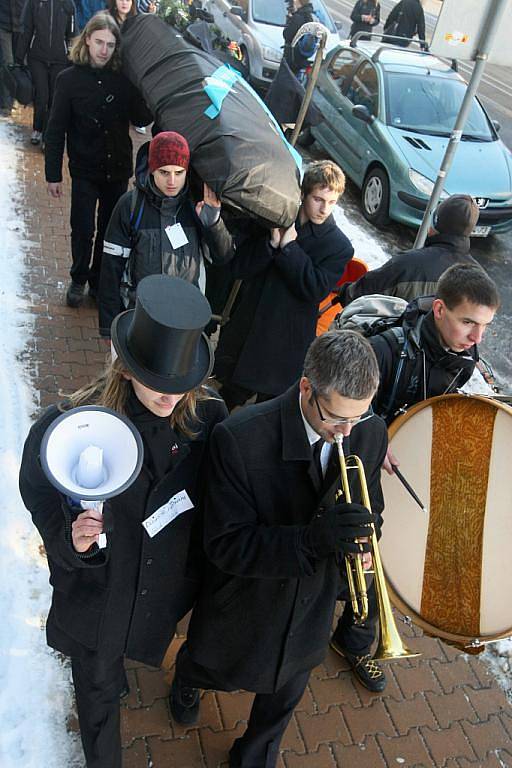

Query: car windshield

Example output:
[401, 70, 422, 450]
[252, 0, 336, 32]
[385, 73, 494, 140]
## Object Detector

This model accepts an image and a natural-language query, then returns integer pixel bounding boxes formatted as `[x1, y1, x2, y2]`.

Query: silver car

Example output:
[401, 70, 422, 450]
[204, 0, 342, 87]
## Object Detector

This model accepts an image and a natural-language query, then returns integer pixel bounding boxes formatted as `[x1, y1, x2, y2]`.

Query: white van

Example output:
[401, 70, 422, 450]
[203, 0, 342, 87]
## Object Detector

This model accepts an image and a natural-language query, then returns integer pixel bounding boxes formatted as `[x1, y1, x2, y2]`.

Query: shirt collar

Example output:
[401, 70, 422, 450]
[299, 392, 322, 446]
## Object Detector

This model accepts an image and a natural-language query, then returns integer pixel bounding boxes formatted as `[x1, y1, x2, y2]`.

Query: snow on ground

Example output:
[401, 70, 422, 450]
[0, 121, 82, 767]
[332, 204, 390, 270]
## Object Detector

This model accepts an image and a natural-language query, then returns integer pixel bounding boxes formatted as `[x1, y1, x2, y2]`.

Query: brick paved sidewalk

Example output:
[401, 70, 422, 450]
[10, 106, 512, 768]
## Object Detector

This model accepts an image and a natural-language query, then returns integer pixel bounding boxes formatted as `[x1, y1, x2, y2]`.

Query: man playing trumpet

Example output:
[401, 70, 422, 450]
[169, 331, 387, 768]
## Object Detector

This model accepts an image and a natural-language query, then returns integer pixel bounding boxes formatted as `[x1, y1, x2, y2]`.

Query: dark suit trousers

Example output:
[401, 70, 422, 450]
[176, 643, 309, 768]
[71, 656, 127, 768]
[70, 177, 127, 289]
[28, 58, 66, 133]
[333, 579, 379, 655]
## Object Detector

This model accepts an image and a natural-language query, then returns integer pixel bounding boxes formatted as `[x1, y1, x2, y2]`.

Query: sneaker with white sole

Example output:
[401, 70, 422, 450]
[31, 130, 42, 145]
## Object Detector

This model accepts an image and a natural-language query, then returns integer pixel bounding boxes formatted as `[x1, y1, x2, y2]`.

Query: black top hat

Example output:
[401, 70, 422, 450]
[111, 275, 214, 394]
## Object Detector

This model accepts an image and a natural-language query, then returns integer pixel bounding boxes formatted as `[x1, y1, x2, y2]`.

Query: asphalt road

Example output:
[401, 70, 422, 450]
[314, 0, 512, 392]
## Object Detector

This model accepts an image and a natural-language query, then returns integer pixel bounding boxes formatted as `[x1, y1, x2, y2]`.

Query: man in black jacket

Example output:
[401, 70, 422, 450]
[337, 195, 481, 306]
[15, 0, 75, 145]
[169, 330, 387, 768]
[383, 0, 425, 48]
[45, 13, 152, 307]
[329, 263, 499, 691]
[215, 160, 354, 409]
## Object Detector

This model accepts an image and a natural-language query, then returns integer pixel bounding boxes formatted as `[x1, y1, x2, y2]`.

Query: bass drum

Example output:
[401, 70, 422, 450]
[380, 394, 512, 653]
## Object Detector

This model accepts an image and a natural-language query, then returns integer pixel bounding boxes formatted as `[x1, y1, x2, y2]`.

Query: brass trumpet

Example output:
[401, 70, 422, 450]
[333, 434, 420, 661]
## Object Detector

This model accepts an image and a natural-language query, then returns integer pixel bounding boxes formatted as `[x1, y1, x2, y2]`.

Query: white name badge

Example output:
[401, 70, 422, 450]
[165, 223, 189, 249]
[142, 490, 194, 538]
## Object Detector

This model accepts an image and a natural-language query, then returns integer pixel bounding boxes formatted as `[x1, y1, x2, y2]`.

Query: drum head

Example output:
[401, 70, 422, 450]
[380, 394, 512, 650]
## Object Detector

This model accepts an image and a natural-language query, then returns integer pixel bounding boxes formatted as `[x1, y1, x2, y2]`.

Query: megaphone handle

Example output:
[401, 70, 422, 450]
[80, 499, 107, 549]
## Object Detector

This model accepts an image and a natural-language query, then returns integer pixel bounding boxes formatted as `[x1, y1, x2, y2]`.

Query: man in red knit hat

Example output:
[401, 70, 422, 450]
[98, 130, 234, 338]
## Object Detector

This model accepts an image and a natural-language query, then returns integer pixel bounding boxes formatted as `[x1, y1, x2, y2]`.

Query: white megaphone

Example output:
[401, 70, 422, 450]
[41, 406, 144, 549]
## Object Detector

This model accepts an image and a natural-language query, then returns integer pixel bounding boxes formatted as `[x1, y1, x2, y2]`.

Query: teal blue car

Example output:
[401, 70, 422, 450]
[308, 39, 512, 236]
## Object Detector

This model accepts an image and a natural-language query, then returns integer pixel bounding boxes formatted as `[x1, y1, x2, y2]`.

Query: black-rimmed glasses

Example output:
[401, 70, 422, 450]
[312, 392, 374, 426]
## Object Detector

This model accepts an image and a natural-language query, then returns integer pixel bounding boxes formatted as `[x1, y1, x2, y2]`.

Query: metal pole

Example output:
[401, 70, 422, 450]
[289, 24, 329, 147]
[413, 0, 508, 248]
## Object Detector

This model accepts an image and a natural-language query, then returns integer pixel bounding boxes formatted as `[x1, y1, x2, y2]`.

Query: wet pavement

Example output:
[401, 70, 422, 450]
[8, 102, 512, 767]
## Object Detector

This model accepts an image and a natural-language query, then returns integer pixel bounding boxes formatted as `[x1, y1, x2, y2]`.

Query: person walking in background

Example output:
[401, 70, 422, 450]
[107, 0, 136, 26]
[283, 0, 315, 75]
[44, 12, 152, 308]
[15, 0, 75, 146]
[0, 0, 24, 116]
[106, 0, 151, 135]
[349, 0, 380, 41]
[136, 0, 157, 13]
[98, 130, 234, 339]
[383, 0, 426, 48]
[74, 0, 105, 31]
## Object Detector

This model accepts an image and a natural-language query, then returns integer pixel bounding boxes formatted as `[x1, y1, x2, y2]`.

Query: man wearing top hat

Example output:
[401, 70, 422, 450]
[169, 330, 387, 768]
[19, 275, 227, 768]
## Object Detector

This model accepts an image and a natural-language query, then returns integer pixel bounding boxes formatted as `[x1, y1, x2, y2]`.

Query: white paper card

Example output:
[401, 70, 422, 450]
[142, 490, 194, 538]
[165, 223, 189, 249]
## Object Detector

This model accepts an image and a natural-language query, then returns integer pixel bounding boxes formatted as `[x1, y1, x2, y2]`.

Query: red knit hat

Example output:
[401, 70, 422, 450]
[148, 131, 190, 173]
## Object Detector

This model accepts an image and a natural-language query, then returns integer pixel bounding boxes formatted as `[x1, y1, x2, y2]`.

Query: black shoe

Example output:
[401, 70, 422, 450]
[330, 638, 387, 692]
[88, 284, 98, 301]
[66, 281, 85, 308]
[169, 676, 200, 725]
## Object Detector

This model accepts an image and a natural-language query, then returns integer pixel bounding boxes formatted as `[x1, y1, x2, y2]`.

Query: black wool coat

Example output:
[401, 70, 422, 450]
[187, 384, 388, 693]
[19, 394, 227, 670]
[214, 215, 354, 396]
[45, 64, 152, 183]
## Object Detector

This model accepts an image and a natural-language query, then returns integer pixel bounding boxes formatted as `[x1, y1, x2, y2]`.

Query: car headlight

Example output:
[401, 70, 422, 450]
[262, 45, 282, 63]
[408, 169, 448, 199]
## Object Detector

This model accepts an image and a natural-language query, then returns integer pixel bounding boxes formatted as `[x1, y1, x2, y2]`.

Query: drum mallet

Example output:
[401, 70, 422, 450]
[391, 465, 427, 514]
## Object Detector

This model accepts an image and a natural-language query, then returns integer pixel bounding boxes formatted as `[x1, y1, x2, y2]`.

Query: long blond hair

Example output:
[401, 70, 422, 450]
[69, 12, 122, 72]
[62, 358, 216, 439]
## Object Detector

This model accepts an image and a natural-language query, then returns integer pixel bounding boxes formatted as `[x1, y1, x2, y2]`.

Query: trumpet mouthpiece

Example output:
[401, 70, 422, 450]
[334, 433, 344, 445]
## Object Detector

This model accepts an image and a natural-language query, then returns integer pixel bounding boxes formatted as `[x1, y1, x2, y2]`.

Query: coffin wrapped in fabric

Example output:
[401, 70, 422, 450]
[121, 14, 302, 228]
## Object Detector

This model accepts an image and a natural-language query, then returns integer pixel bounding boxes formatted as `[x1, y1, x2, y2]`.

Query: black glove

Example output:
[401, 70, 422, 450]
[302, 502, 374, 560]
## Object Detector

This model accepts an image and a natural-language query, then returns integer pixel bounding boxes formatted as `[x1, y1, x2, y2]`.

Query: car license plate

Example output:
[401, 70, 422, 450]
[471, 225, 491, 237]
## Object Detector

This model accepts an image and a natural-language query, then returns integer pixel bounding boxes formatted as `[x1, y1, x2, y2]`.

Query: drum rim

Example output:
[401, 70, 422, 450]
[384, 393, 512, 651]
[387, 582, 512, 651]
[387, 393, 512, 441]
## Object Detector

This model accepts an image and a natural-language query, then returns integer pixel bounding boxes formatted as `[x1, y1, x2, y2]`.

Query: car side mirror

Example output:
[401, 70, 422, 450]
[492, 119, 501, 134]
[230, 5, 247, 21]
[352, 104, 375, 124]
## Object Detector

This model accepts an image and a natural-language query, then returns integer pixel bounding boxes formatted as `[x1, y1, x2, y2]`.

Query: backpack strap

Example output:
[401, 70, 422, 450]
[379, 326, 409, 421]
[129, 187, 145, 245]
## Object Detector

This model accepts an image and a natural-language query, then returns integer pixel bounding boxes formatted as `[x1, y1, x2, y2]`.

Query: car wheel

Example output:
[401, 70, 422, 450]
[240, 47, 251, 82]
[362, 167, 390, 228]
